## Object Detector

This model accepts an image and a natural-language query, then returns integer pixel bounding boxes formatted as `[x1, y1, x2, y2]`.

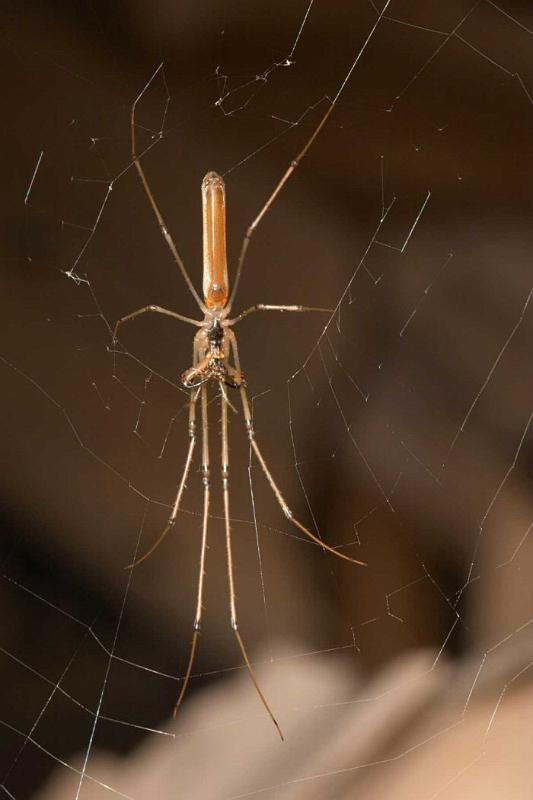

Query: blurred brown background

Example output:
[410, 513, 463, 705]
[1, 1, 533, 797]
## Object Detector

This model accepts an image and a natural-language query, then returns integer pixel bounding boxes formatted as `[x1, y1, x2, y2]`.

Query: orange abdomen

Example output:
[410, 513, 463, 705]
[202, 171, 229, 310]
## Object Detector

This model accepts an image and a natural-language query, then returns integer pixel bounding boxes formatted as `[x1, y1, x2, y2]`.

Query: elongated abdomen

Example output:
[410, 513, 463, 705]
[202, 171, 229, 310]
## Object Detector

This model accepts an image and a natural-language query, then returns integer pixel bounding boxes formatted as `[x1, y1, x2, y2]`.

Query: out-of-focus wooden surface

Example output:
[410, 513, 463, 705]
[36, 638, 533, 799]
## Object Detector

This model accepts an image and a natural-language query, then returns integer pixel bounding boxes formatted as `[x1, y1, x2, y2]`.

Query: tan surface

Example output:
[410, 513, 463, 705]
[36, 638, 533, 800]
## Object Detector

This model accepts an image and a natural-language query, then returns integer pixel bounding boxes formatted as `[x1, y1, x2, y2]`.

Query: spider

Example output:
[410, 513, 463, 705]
[113, 70, 365, 741]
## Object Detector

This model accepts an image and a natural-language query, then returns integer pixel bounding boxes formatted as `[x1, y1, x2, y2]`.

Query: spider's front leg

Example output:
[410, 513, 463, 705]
[174, 382, 210, 715]
[125, 384, 200, 570]
[228, 330, 366, 568]
[126, 332, 204, 571]
[219, 381, 283, 740]
[220, 324, 245, 388]
[181, 328, 211, 388]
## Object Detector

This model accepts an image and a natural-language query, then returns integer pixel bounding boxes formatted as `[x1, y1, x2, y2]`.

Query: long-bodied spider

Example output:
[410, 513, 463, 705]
[113, 71, 365, 740]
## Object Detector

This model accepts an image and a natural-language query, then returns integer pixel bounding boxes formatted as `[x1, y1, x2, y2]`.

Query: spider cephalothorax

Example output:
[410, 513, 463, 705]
[181, 317, 245, 389]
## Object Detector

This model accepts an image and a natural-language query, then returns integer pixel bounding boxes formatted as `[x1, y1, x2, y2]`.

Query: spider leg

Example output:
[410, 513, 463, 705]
[227, 0, 395, 310]
[228, 330, 365, 567]
[174, 382, 210, 715]
[228, 101, 336, 310]
[228, 304, 333, 326]
[240, 384, 366, 566]
[220, 383, 284, 741]
[125, 385, 200, 570]
[131, 66, 205, 312]
[113, 304, 201, 342]
[219, 381, 239, 414]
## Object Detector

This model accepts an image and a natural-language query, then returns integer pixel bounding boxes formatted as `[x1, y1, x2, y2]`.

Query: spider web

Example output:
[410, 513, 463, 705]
[1, 0, 533, 798]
